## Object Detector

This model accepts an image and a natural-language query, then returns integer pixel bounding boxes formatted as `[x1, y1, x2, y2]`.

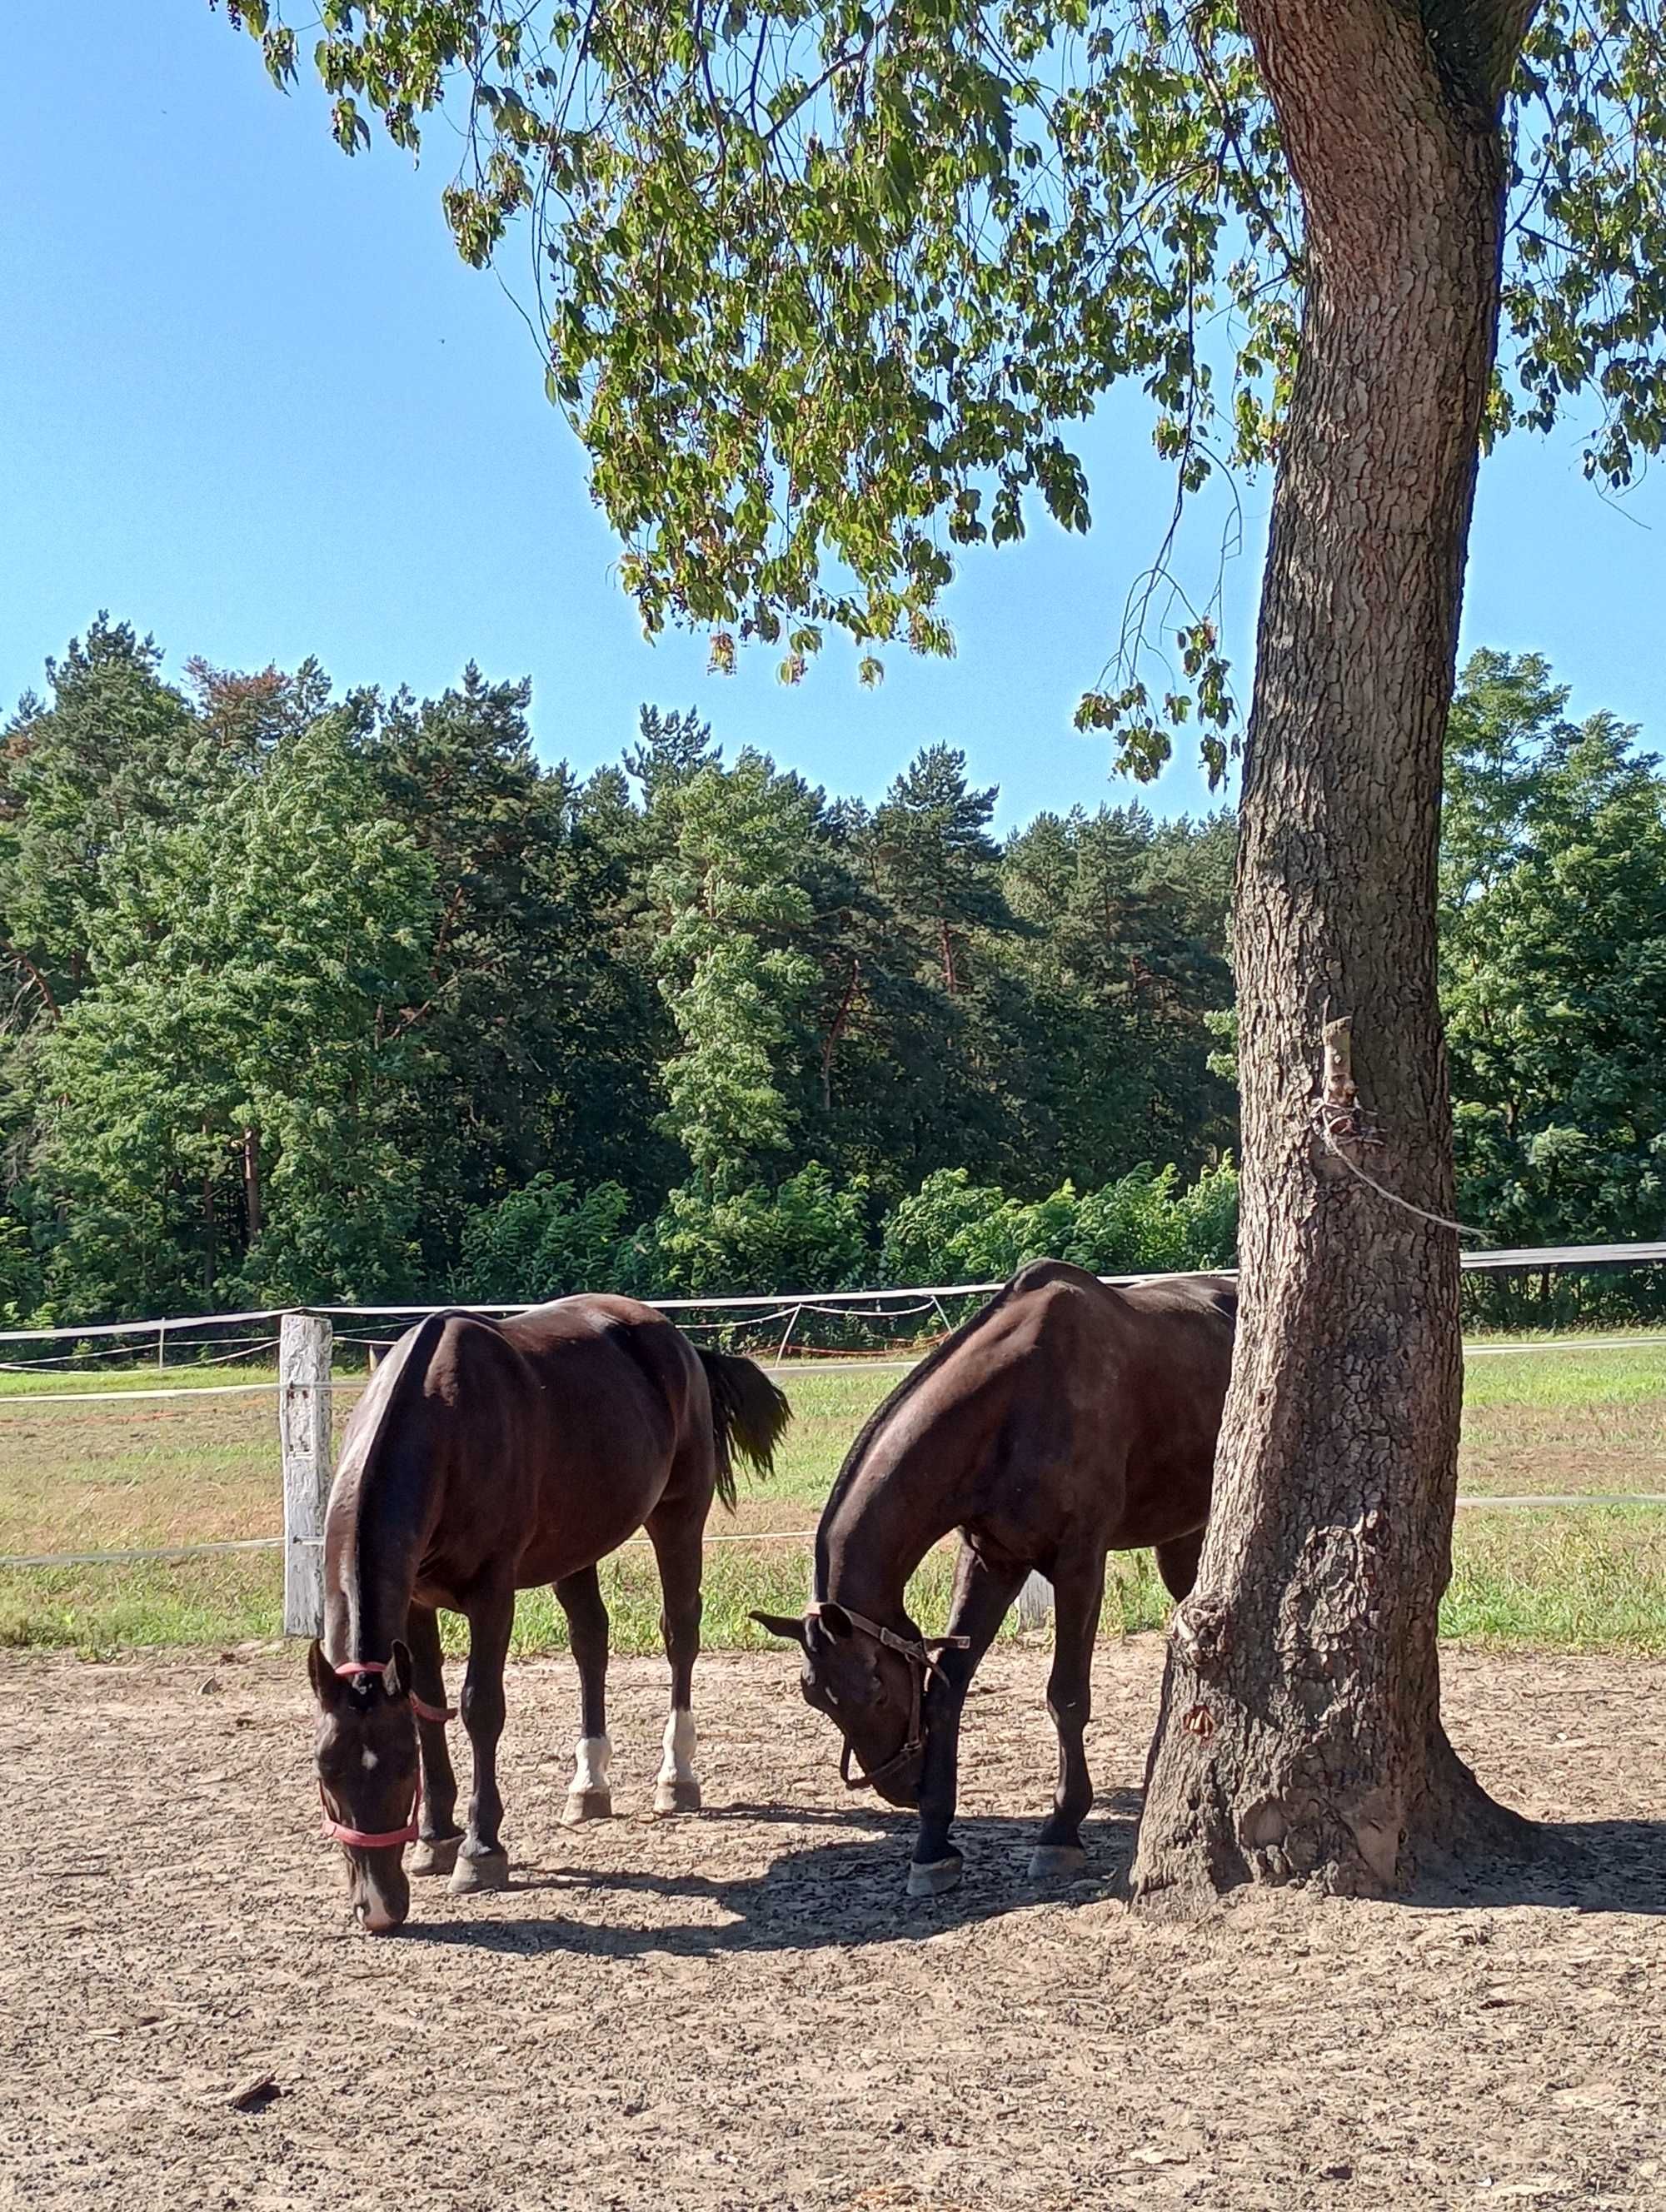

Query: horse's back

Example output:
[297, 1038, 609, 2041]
[505, 1295, 706, 1461]
[839, 1258, 1234, 1553]
[371, 1297, 710, 1600]
[972, 1260, 1235, 1389]
[1115, 1269, 1238, 1328]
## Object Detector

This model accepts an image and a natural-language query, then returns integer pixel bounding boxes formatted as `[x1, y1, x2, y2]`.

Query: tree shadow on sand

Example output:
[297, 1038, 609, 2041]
[402, 1790, 1145, 1960]
[1414, 1818, 1666, 1918]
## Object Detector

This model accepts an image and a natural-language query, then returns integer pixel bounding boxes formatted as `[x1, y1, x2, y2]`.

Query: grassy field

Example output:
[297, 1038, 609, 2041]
[0, 1337, 1661, 1655]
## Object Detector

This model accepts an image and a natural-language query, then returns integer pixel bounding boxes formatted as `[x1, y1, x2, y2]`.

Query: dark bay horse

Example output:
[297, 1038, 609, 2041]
[309, 1296, 789, 1931]
[753, 1260, 1235, 1897]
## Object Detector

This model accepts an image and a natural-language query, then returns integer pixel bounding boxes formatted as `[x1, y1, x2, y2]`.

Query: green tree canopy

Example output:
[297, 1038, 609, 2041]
[646, 744, 825, 1186]
[224, 2, 1666, 775]
[1443, 650, 1666, 1249]
[0, 621, 1253, 1317]
[30, 708, 436, 1314]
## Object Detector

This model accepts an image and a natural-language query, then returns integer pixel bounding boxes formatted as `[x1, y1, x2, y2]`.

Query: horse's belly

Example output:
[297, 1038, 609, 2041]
[511, 1503, 661, 1590]
[414, 1452, 672, 1607]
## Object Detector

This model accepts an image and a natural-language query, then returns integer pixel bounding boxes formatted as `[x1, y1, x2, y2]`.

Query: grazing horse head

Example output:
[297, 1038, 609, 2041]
[308, 1640, 420, 1934]
[751, 1602, 958, 1809]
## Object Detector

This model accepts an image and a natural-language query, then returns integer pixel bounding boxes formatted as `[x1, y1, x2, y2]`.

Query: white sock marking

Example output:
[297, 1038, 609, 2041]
[571, 1733, 612, 1796]
[658, 1708, 697, 1786]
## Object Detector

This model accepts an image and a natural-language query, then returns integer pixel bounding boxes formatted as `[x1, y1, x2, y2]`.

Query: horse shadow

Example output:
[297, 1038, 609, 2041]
[403, 1788, 1145, 1960]
[401, 1795, 1666, 1958]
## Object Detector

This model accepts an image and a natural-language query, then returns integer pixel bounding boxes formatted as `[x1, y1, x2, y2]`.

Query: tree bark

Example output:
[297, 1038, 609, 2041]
[820, 959, 860, 1114]
[242, 1126, 263, 1243]
[1132, 0, 1538, 1909]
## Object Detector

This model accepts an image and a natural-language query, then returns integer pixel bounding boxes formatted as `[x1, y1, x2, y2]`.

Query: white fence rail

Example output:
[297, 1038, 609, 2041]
[3, 1243, 1666, 1636]
[2, 1238, 1664, 1349]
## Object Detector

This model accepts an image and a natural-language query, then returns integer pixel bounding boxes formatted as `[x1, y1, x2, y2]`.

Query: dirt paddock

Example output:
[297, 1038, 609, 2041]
[2, 1639, 1663, 2211]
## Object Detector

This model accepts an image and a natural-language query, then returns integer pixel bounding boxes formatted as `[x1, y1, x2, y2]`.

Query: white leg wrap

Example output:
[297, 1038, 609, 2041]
[572, 1733, 612, 1795]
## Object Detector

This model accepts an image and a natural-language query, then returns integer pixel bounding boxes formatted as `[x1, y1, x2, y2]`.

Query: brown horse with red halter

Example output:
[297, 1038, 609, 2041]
[311, 1297, 788, 1932]
[317, 1661, 453, 1846]
[754, 1260, 1235, 1896]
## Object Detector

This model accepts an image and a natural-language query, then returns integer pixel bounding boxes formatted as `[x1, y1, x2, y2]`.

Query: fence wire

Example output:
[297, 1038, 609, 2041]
[2, 1264, 1663, 1576]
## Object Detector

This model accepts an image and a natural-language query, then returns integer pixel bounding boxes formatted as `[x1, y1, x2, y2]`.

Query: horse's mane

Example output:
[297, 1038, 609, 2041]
[812, 1274, 1030, 1600]
[337, 1308, 493, 1657]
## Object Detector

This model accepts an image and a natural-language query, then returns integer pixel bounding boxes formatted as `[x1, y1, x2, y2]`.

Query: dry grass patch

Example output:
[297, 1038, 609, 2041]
[2, 1340, 1664, 1653]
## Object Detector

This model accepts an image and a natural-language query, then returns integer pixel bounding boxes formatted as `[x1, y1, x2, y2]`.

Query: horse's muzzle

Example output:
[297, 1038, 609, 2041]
[355, 1896, 407, 1935]
[346, 1847, 411, 1934]
[853, 1742, 925, 1809]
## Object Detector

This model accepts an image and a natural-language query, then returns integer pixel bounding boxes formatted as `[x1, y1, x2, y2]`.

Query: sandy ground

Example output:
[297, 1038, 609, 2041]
[2, 1637, 1663, 2211]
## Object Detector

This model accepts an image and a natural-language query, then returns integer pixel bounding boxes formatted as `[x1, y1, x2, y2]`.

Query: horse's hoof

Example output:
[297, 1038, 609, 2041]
[653, 1776, 702, 1816]
[562, 1787, 613, 1826]
[906, 1853, 963, 1899]
[449, 1848, 510, 1896]
[410, 1836, 461, 1878]
[1028, 1843, 1088, 1882]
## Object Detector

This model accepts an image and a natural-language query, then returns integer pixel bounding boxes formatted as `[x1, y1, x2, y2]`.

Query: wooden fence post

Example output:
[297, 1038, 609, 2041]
[281, 1311, 334, 1638]
[1016, 1570, 1053, 1632]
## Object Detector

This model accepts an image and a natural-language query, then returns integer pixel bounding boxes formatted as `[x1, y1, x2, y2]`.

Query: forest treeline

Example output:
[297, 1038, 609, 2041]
[1, 621, 1662, 1323]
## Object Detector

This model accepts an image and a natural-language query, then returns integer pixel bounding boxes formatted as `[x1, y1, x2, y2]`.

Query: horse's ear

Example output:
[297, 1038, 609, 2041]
[749, 1611, 808, 1648]
[813, 1602, 854, 1640]
[384, 1640, 412, 1701]
[307, 1641, 345, 1709]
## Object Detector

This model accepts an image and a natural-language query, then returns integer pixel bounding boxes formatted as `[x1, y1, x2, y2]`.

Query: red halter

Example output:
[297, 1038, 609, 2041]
[332, 1659, 456, 1727]
[319, 1660, 456, 1851]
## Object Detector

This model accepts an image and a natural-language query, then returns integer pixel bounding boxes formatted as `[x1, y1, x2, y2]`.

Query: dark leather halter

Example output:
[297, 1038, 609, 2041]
[806, 1602, 971, 1792]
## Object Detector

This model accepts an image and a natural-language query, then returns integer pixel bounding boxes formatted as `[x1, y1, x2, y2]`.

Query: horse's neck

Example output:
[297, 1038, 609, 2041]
[327, 1434, 436, 1665]
[816, 1457, 960, 1622]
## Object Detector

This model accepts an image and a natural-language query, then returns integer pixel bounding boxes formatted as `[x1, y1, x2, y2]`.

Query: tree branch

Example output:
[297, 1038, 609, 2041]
[2, 943, 59, 1024]
[1422, 0, 1545, 112]
[1240, 0, 1514, 238]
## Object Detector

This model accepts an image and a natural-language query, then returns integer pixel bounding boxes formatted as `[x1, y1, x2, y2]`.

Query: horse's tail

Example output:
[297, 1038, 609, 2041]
[696, 1350, 791, 1511]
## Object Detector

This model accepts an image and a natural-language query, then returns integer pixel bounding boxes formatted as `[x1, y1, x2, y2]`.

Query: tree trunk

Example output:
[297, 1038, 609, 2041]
[202, 1168, 216, 1300]
[1132, 0, 1538, 1910]
[242, 1126, 263, 1243]
[820, 960, 860, 1115]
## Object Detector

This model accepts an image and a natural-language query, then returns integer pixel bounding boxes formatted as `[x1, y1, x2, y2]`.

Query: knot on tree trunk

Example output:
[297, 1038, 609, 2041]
[1170, 1592, 1232, 1676]
[1312, 1010, 1384, 1173]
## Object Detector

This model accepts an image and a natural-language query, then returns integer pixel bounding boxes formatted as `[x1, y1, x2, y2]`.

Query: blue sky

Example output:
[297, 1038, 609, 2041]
[4, 1, 1664, 832]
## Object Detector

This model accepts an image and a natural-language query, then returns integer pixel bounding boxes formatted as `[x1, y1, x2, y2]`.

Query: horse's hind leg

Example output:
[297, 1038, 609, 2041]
[645, 1492, 706, 1815]
[407, 1601, 464, 1878]
[451, 1579, 516, 1897]
[1031, 1543, 1106, 1882]
[556, 1565, 613, 1823]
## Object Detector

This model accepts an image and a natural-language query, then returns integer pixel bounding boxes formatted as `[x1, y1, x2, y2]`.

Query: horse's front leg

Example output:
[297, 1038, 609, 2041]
[451, 1579, 516, 1897]
[645, 1495, 706, 1814]
[1031, 1541, 1106, 1881]
[908, 1542, 1025, 1899]
[555, 1565, 613, 1823]
[406, 1601, 464, 1878]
